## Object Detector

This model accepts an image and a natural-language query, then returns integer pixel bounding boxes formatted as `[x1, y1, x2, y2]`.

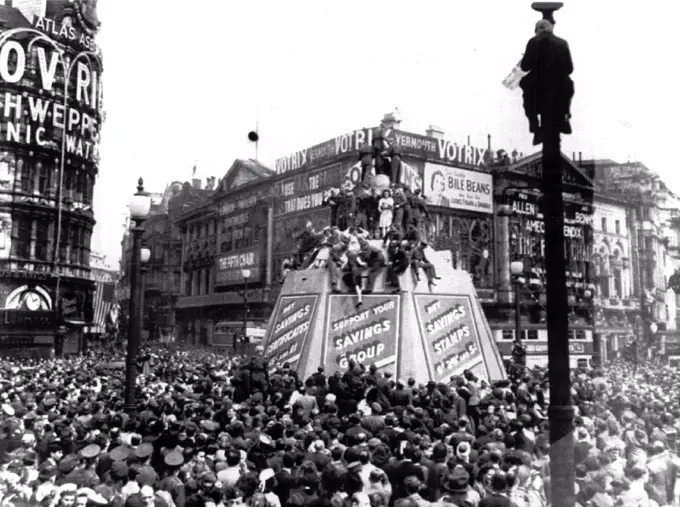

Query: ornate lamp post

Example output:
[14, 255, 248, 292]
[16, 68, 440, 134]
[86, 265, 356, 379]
[124, 179, 151, 414]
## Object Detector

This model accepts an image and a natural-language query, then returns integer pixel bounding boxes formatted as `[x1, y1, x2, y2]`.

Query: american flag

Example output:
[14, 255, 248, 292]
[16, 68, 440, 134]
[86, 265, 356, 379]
[91, 281, 116, 333]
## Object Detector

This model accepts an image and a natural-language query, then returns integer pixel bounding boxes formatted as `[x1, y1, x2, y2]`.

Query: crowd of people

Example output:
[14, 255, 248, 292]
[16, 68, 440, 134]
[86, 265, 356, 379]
[0, 343, 679, 507]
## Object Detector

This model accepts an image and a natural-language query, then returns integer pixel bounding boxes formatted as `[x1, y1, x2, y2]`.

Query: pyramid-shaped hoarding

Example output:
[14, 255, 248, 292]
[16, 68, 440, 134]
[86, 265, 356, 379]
[262, 245, 506, 384]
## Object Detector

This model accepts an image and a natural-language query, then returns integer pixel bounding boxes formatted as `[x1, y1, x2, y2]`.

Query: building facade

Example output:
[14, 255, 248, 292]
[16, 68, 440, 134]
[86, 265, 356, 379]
[490, 153, 596, 368]
[118, 178, 214, 342]
[584, 160, 680, 363]
[0, 1, 103, 357]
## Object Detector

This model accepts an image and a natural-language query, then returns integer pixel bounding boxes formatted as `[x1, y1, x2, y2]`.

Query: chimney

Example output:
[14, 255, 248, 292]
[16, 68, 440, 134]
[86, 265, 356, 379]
[192, 178, 202, 190]
[426, 125, 445, 140]
[578, 152, 582, 165]
[487, 134, 492, 151]
[572, 152, 575, 161]
[381, 112, 401, 130]
[467, 135, 471, 146]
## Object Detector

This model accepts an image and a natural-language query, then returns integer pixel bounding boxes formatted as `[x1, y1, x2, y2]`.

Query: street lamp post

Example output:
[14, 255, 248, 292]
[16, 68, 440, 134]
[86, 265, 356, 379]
[519, 3, 575, 506]
[237, 268, 252, 353]
[124, 178, 151, 414]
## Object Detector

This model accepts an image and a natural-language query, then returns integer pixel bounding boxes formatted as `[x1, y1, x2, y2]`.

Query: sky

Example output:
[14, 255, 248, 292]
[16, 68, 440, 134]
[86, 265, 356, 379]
[93, 0, 680, 266]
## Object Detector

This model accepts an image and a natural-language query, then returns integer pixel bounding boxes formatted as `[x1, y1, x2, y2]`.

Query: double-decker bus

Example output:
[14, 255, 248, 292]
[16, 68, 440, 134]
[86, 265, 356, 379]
[493, 325, 594, 369]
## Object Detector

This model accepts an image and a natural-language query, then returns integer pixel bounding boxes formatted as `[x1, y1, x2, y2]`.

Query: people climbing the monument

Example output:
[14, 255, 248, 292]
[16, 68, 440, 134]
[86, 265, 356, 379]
[386, 240, 411, 294]
[410, 239, 440, 288]
[357, 238, 386, 294]
[344, 243, 368, 308]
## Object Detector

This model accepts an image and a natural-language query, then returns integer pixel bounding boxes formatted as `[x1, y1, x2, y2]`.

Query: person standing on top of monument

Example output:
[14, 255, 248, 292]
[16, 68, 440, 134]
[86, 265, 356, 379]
[391, 186, 408, 236]
[336, 182, 355, 231]
[353, 184, 373, 231]
[407, 188, 431, 242]
[323, 187, 342, 228]
[378, 189, 394, 239]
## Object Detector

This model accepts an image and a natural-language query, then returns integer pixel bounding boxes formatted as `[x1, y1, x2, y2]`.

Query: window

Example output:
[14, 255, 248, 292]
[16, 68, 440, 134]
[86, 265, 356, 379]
[38, 163, 50, 196]
[35, 221, 49, 261]
[185, 272, 192, 296]
[81, 230, 91, 266]
[59, 225, 69, 262]
[11, 218, 31, 258]
[601, 217, 607, 232]
[501, 330, 513, 340]
[577, 358, 589, 369]
[615, 220, 620, 235]
[69, 227, 79, 264]
[75, 171, 85, 202]
[20, 160, 33, 193]
[527, 330, 539, 340]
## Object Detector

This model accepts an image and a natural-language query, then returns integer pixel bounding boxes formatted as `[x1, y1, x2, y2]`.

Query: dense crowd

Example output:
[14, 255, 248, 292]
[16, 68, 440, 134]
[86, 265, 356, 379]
[286, 181, 437, 308]
[0, 346, 679, 507]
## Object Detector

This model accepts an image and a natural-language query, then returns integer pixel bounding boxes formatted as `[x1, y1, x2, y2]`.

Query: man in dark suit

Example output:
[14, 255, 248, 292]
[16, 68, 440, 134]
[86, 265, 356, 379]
[520, 18, 574, 144]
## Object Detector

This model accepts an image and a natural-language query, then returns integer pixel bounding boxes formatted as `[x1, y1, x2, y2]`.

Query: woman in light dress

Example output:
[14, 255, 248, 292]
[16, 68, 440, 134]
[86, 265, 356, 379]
[378, 189, 394, 239]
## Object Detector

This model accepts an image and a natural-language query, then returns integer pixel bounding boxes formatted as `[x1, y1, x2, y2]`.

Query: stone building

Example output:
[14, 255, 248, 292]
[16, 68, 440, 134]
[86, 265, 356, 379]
[0, 0, 103, 357]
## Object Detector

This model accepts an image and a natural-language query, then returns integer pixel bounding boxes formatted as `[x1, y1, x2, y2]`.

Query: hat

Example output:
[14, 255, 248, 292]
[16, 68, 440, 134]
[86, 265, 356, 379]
[164, 451, 183, 467]
[110, 461, 128, 480]
[260, 468, 275, 482]
[442, 466, 470, 493]
[58, 457, 78, 474]
[135, 443, 153, 459]
[80, 444, 101, 459]
[109, 446, 129, 462]
[1, 403, 14, 416]
[370, 403, 382, 414]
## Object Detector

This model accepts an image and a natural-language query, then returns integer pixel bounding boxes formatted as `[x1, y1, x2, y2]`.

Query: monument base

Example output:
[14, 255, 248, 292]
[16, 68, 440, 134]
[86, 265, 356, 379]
[262, 244, 506, 384]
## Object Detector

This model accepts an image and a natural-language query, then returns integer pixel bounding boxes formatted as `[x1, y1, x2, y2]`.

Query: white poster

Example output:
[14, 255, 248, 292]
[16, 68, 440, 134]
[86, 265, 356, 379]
[423, 162, 493, 214]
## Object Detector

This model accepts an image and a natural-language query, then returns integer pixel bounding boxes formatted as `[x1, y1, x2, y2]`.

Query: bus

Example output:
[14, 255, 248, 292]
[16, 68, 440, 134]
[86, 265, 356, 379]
[493, 326, 594, 369]
[213, 320, 267, 356]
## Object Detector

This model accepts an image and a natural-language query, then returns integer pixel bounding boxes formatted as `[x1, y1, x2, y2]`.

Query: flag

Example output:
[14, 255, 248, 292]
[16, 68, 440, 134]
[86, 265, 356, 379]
[102, 282, 115, 302]
[502, 59, 529, 90]
[192, 164, 197, 176]
[91, 281, 116, 333]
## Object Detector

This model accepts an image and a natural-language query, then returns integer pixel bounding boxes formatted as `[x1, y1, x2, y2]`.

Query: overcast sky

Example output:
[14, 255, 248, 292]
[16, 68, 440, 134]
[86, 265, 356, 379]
[92, 0, 680, 265]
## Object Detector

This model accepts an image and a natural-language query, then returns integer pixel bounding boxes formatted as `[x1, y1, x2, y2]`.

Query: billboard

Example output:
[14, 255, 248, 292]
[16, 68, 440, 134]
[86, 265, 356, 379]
[423, 162, 493, 213]
[215, 249, 261, 286]
[324, 294, 400, 375]
[265, 295, 318, 372]
[413, 294, 483, 382]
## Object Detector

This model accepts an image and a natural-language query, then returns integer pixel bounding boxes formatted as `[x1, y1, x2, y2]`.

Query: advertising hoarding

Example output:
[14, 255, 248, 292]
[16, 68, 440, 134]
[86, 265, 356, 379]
[324, 294, 400, 375]
[265, 295, 318, 372]
[423, 163, 493, 213]
[413, 294, 483, 382]
[215, 249, 261, 286]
